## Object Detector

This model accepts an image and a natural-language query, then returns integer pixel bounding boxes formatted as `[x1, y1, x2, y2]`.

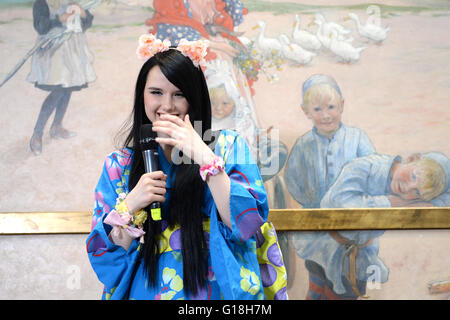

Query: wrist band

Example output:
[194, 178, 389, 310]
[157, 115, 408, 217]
[104, 193, 148, 243]
[199, 156, 225, 181]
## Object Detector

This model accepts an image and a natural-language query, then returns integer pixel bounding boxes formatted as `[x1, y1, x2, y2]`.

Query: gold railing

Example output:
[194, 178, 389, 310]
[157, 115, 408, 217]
[1, 207, 449, 234]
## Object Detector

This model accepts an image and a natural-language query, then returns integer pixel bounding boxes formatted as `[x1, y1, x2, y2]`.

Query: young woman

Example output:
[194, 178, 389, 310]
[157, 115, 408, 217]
[145, 0, 261, 154]
[86, 38, 286, 300]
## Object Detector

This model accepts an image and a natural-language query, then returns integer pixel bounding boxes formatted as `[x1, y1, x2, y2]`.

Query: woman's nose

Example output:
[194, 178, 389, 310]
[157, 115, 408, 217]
[160, 95, 175, 111]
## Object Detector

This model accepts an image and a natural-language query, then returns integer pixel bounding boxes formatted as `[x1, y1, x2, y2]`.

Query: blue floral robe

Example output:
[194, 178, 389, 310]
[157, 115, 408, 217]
[86, 130, 285, 300]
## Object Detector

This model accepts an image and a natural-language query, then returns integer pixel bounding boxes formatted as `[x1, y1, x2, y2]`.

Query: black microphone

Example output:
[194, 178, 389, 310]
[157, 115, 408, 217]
[139, 124, 162, 221]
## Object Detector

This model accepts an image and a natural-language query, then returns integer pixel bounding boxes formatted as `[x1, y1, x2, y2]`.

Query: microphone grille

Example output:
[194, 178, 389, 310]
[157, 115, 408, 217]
[139, 124, 158, 150]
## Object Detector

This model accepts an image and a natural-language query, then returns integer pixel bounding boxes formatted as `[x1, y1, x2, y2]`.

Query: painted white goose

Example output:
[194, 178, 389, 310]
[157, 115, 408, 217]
[309, 18, 353, 51]
[345, 12, 390, 45]
[309, 19, 331, 50]
[253, 20, 282, 57]
[329, 29, 365, 64]
[292, 14, 321, 51]
[315, 13, 352, 37]
[278, 34, 316, 66]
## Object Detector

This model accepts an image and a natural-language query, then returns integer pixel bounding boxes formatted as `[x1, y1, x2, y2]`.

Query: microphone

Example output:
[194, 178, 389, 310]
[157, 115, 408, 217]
[139, 124, 162, 221]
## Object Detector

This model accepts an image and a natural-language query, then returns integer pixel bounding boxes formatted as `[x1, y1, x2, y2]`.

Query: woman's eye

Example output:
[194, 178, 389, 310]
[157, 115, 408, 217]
[150, 90, 162, 95]
[313, 106, 321, 112]
[328, 105, 335, 110]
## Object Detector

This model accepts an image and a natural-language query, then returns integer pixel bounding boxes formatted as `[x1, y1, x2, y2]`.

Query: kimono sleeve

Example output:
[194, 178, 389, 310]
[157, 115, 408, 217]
[86, 151, 139, 300]
[208, 131, 267, 299]
[214, 130, 269, 242]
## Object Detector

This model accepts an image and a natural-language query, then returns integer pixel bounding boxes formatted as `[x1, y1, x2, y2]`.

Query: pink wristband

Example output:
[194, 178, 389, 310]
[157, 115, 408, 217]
[199, 156, 225, 181]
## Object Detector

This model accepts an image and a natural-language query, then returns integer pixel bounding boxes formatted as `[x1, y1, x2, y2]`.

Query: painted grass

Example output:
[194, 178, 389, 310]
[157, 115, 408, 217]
[241, 0, 449, 16]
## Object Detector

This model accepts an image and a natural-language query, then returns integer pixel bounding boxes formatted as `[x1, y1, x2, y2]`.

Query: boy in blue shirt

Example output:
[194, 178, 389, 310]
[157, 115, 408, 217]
[309, 153, 448, 298]
[284, 74, 376, 208]
[322, 153, 448, 208]
[283, 74, 376, 299]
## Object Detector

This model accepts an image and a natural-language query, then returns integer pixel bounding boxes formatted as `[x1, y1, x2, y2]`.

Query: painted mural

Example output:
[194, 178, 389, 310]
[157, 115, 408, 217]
[0, 0, 449, 299]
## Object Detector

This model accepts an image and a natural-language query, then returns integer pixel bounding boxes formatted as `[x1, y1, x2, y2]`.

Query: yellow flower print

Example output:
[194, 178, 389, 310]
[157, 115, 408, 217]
[255, 179, 263, 187]
[240, 266, 261, 295]
[104, 286, 116, 300]
[226, 134, 236, 145]
[217, 134, 226, 148]
[236, 135, 243, 147]
[158, 267, 183, 300]
[217, 135, 226, 159]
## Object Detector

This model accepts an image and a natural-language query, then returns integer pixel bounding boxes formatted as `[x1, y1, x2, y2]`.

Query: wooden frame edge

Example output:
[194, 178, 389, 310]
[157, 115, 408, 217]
[269, 207, 450, 231]
[0, 207, 449, 235]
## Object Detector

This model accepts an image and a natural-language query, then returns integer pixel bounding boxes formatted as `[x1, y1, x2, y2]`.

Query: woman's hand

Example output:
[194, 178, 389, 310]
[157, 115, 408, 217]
[59, 12, 72, 23]
[59, 3, 86, 23]
[153, 114, 216, 167]
[125, 171, 167, 214]
[154, 114, 232, 228]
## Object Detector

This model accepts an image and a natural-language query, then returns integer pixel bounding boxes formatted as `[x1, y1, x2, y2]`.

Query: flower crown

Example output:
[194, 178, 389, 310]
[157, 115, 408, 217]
[136, 34, 208, 68]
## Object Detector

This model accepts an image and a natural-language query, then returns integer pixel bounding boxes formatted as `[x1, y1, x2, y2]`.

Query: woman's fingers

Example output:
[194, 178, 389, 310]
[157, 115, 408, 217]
[154, 136, 177, 147]
[140, 173, 167, 196]
[143, 184, 166, 196]
[153, 126, 180, 140]
[151, 194, 166, 203]
[126, 171, 168, 212]
[153, 114, 213, 166]
[153, 114, 185, 131]
[141, 171, 167, 181]
[159, 113, 186, 126]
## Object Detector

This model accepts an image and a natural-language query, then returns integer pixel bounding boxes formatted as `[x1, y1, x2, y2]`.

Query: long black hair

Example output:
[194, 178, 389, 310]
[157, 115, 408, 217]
[120, 49, 212, 295]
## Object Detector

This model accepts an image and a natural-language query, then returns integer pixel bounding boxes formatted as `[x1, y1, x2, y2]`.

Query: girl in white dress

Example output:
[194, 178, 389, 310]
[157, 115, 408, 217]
[27, 0, 96, 155]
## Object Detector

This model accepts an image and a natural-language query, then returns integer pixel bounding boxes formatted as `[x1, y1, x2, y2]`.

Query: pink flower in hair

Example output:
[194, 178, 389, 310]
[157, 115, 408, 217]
[136, 34, 209, 68]
[153, 38, 171, 54]
[136, 33, 171, 60]
[177, 39, 209, 68]
[136, 44, 152, 60]
[138, 34, 155, 46]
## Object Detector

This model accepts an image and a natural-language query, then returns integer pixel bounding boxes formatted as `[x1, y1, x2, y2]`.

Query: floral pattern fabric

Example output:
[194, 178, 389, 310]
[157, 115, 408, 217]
[86, 130, 287, 300]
